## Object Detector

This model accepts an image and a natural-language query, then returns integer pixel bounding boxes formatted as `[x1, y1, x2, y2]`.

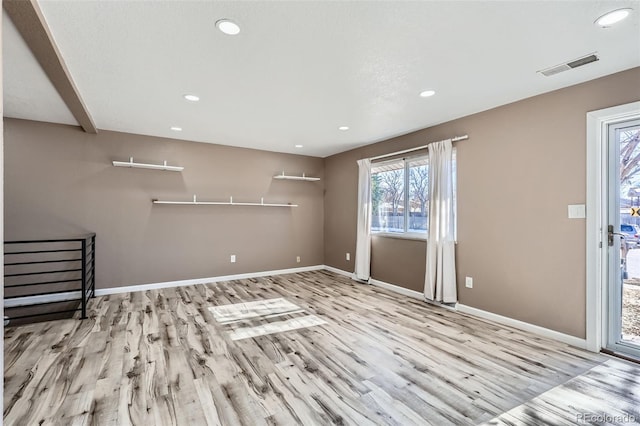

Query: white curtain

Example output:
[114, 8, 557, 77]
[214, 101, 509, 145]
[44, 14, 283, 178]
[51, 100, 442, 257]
[424, 139, 457, 303]
[354, 159, 372, 281]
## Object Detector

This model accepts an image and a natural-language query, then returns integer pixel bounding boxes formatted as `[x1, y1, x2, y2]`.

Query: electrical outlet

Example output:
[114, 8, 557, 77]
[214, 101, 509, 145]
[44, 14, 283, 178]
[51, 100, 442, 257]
[465, 276, 473, 288]
[346, 252, 350, 261]
[230, 255, 236, 263]
[296, 256, 301, 263]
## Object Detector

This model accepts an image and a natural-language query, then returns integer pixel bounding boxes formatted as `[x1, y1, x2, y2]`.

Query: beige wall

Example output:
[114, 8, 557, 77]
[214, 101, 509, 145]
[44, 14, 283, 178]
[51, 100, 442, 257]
[371, 235, 425, 292]
[4, 119, 324, 288]
[324, 67, 640, 338]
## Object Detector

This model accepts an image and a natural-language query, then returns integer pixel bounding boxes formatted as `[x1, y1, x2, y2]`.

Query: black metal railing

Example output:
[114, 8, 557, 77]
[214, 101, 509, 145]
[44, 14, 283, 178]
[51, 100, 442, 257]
[4, 233, 95, 324]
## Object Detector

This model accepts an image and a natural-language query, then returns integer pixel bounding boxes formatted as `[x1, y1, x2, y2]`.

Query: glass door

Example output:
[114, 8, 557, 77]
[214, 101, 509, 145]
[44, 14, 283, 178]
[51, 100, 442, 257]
[607, 118, 640, 358]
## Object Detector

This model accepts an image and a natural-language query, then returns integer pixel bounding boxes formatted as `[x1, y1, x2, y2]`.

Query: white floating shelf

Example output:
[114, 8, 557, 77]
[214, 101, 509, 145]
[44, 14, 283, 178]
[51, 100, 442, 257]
[152, 195, 297, 208]
[273, 171, 320, 181]
[113, 157, 184, 172]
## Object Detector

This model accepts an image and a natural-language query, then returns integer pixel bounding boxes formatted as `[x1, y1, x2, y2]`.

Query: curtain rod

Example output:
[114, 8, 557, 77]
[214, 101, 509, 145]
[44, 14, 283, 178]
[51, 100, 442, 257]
[370, 134, 468, 161]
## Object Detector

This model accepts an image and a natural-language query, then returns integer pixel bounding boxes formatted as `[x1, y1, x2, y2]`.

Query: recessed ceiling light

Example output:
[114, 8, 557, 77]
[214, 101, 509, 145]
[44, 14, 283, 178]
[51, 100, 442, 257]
[183, 94, 200, 102]
[295, 144, 303, 148]
[595, 8, 632, 27]
[338, 126, 350, 131]
[419, 90, 436, 98]
[170, 126, 182, 132]
[216, 19, 241, 35]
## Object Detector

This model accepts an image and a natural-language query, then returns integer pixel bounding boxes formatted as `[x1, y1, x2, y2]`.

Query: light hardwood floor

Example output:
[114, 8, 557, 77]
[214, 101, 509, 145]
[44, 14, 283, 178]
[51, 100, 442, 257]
[4, 270, 639, 425]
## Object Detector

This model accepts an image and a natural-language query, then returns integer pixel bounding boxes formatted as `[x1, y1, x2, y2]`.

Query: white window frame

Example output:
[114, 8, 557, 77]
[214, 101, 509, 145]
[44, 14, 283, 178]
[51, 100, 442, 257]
[371, 155, 428, 239]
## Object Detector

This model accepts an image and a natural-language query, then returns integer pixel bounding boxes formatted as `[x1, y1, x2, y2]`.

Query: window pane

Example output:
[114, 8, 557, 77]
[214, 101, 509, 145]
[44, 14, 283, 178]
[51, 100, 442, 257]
[408, 158, 428, 233]
[372, 160, 405, 233]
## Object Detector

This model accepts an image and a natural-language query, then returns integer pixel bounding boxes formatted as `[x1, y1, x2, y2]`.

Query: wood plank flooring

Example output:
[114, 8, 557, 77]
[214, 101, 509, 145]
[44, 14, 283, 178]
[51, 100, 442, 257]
[4, 270, 639, 425]
[483, 358, 640, 425]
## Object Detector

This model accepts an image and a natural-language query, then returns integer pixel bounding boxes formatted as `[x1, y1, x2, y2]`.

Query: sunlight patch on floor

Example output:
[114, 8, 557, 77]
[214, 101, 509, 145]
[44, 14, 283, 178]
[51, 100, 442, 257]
[209, 297, 327, 340]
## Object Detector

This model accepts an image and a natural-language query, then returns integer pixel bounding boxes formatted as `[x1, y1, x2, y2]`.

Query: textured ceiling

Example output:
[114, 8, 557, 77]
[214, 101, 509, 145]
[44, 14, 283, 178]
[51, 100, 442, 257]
[3, 1, 640, 157]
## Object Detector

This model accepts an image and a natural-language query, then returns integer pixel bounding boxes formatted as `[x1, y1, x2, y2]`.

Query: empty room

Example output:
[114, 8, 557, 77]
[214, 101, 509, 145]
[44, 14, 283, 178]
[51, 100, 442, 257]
[2, 0, 640, 425]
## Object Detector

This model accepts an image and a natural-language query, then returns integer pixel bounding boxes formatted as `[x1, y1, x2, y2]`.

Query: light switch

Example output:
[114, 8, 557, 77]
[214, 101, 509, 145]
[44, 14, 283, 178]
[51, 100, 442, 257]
[568, 204, 586, 219]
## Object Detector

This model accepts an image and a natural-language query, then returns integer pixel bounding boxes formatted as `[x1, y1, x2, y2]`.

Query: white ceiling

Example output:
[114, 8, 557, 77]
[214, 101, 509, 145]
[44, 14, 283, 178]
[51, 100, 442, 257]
[3, 1, 640, 157]
[3, 13, 77, 127]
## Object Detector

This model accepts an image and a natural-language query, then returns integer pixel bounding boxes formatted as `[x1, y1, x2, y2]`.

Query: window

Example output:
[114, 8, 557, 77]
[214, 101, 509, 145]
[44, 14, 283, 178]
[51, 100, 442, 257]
[371, 151, 456, 237]
[372, 159, 406, 233]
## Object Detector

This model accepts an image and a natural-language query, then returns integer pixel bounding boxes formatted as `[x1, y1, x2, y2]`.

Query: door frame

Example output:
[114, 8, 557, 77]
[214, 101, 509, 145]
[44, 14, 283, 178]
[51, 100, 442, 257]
[586, 101, 640, 352]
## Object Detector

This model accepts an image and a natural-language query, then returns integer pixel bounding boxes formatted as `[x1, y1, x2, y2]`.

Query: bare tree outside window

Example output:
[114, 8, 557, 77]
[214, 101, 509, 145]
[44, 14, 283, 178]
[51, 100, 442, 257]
[381, 169, 404, 218]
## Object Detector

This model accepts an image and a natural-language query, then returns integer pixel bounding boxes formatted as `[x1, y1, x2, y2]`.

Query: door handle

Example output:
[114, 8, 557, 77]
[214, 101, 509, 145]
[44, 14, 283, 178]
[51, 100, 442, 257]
[608, 225, 626, 247]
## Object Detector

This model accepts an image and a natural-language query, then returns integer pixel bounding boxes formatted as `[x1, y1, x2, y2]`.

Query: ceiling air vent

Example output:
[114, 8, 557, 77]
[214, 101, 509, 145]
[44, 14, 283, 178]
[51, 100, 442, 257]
[538, 53, 599, 77]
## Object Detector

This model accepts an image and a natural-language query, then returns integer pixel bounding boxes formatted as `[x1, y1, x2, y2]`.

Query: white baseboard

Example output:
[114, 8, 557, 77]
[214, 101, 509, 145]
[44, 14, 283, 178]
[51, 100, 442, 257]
[95, 265, 325, 296]
[368, 278, 424, 300]
[456, 303, 587, 349]
[322, 265, 354, 278]
[4, 291, 81, 308]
